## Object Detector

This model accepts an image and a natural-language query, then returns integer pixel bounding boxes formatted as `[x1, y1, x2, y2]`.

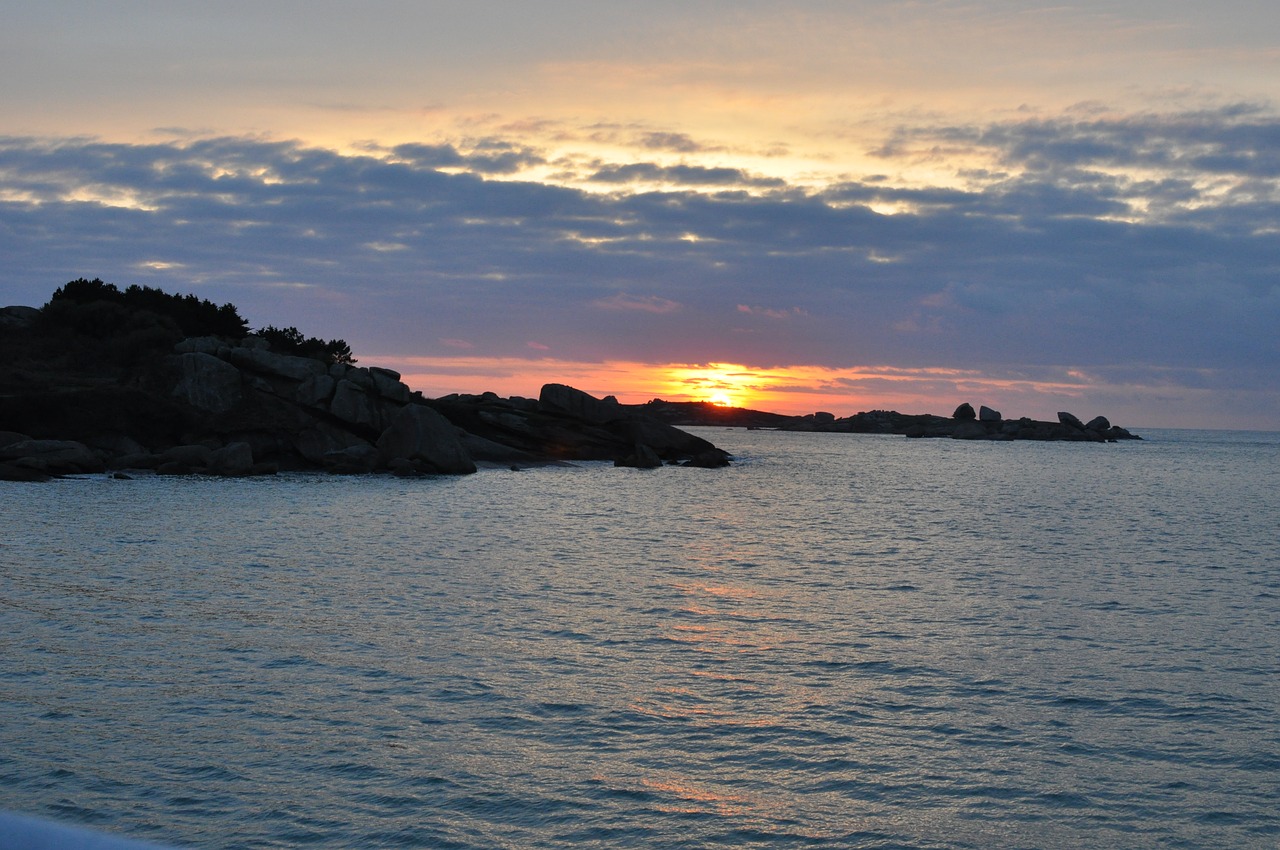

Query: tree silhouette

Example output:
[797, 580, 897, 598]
[257, 325, 356, 365]
[47, 278, 249, 339]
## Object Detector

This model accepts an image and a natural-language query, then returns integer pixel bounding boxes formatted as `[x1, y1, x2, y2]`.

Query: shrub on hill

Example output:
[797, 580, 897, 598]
[45, 278, 250, 339]
[35, 278, 355, 366]
[256, 325, 356, 365]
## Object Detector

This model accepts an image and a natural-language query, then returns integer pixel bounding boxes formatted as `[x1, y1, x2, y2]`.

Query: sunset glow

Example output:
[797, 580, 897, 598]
[372, 355, 1156, 423]
[2, 2, 1278, 428]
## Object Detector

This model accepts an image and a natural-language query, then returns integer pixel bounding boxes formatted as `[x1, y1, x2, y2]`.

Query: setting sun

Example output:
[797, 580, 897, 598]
[662, 363, 768, 410]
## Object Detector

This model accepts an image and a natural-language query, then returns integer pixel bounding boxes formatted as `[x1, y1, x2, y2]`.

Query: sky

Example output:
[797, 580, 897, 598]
[3, 1, 1279, 429]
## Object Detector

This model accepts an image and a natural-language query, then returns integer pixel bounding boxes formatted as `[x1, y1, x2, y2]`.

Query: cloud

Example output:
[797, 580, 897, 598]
[737, 304, 807, 320]
[636, 131, 707, 153]
[588, 162, 787, 189]
[1, 111, 1278, 427]
[389, 140, 546, 174]
[592, 293, 683, 314]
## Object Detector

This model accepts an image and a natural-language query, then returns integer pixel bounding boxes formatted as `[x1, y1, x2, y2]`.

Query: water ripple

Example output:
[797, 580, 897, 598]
[2, 429, 1277, 848]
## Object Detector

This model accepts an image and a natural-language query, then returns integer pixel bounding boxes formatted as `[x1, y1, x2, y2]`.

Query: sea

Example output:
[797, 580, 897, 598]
[1, 427, 1277, 849]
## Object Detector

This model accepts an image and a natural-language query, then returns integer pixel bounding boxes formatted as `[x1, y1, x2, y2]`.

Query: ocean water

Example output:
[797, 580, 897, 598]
[1, 427, 1277, 849]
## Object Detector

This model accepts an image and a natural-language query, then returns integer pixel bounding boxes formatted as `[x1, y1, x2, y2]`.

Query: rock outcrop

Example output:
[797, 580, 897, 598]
[786, 405, 1140, 442]
[375, 405, 476, 475]
[539, 383, 624, 424]
[431, 388, 731, 468]
[0, 437, 105, 479]
[0, 305, 732, 479]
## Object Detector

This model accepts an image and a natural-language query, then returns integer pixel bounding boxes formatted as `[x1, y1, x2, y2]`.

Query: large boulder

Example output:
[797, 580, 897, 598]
[539, 384, 623, 424]
[1058, 411, 1085, 430]
[376, 405, 475, 474]
[687, 449, 732, 468]
[329, 379, 382, 431]
[621, 416, 725, 461]
[952, 402, 976, 420]
[0, 439, 104, 474]
[0, 306, 41, 329]
[295, 374, 337, 408]
[1085, 415, 1111, 432]
[335, 366, 375, 391]
[369, 367, 412, 403]
[292, 423, 372, 465]
[173, 336, 223, 356]
[0, 431, 30, 448]
[322, 444, 379, 474]
[458, 432, 544, 465]
[208, 442, 255, 476]
[172, 352, 243, 413]
[0, 462, 52, 482]
[226, 347, 327, 383]
[979, 405, 1002, 422]
[615, 443, 663, 469]
[160, 444, 214, 471]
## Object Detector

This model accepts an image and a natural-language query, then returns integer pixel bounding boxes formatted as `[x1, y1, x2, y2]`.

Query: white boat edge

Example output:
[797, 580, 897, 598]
[0, 811, 177, 850]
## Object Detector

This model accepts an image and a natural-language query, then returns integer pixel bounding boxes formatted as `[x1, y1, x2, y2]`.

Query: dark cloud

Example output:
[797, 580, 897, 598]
[588, 162, 786, 188]
[635, 131, 706, 153]
[389, 139, 545, 174]
[1, 115, 1277, 426]
[909, 105, 1280, 182]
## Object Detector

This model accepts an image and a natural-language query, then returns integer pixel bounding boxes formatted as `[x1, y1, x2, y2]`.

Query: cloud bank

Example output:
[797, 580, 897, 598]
[1, 104, 1278, 427]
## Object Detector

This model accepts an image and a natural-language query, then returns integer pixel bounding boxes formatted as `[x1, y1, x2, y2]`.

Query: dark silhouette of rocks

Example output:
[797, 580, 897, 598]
[1058, 411, 1086, 430]
[0, 279, 1141, 481]
[628, 399, 799, 430]
[430, 385, 729, 470]
[0, 283, 730, 480]
[630, 399, 1141, 442]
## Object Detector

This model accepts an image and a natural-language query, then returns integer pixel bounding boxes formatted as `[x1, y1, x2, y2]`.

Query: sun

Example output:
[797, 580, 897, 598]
[662, 363, 769, 410]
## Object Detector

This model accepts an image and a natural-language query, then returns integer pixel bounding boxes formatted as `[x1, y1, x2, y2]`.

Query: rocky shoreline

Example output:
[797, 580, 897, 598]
[0, 293, 730, 481]
[1, 281, 1140, 482]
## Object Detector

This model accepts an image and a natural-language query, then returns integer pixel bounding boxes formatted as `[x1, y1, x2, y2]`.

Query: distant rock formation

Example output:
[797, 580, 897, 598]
[635, 398, 1141, 443]
[782, 405, 1140, 442]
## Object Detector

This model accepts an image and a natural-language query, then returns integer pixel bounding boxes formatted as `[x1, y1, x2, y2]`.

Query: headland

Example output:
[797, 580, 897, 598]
[1, 280, 1139, 481]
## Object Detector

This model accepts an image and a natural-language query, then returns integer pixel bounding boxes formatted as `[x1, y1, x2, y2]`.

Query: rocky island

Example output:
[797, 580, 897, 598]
[0, 280, 730, 481]
[636, 399, 1141, 442]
